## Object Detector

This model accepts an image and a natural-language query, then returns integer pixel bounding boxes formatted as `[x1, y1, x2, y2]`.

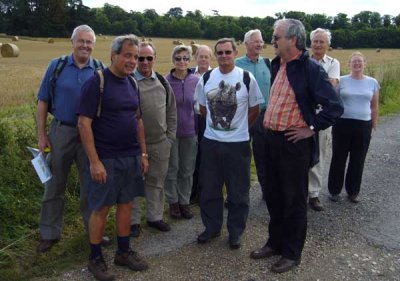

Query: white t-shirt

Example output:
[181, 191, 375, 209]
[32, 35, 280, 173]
[195, 66, 264, 142]
[339, 75, 380, 121]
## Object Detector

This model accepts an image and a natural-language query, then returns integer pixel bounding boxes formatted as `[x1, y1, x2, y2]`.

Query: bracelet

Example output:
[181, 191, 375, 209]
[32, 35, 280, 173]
[141, 153, 149, 158]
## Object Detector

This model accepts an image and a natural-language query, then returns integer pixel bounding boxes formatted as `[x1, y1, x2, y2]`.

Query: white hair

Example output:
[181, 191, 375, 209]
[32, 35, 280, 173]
[244, 29, 263, 43]
[310, 28, 332, 45]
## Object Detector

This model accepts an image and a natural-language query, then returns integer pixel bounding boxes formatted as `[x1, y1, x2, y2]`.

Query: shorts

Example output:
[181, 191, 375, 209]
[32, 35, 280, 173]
[86, 156, 145, 211]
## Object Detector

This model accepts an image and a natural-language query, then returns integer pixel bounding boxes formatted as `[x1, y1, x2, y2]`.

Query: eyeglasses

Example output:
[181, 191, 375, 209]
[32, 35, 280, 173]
[271, 35, 282, 42]
[174, 56, 190, 62]
[138, 56, 154, 62]
[76, 39, 94, 46]
[216, 50, 233, 56]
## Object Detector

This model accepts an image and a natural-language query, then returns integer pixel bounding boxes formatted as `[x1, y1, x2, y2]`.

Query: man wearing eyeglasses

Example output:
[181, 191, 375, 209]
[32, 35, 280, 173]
[195, 38, 264, 249]
[235, 29, 271, 202]
[249, 19, 343, 273]
[36, 25, 109, 253]
[130, 42, 177, 236]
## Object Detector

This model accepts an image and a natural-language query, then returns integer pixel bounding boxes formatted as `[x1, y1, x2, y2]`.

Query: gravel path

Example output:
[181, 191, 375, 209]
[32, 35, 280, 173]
[35, 115, 400, 281]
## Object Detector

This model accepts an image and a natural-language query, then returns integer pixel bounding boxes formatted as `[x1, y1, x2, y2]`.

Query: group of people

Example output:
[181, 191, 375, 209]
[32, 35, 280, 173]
[35, 18, 379, 281]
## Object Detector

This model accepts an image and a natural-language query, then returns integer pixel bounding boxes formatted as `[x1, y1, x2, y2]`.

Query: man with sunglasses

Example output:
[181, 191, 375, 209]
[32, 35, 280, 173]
[130, 42, 177, 236]
[250, 19, 343, 273]
[235, 29, 271, 202]
[195, 38, 263, 250]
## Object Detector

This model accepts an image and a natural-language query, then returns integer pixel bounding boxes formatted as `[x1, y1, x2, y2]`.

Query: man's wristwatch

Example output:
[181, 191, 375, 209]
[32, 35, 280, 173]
[141, 153, 149, 158]
[309, 125, 315, 131]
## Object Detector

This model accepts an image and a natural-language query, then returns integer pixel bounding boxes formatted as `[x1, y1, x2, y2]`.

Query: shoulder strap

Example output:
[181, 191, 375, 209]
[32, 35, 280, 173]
[155, 72, 170, 106]
[96, 69, 105, 117]
[48, 55, 68, 113]
[243, 70, 250, 93]
[264, 58, 271, 71]
[93, 59, 105, 70]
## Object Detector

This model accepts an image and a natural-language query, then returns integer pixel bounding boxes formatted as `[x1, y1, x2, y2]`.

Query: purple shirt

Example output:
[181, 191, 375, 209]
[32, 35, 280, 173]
[166, 70, 199, 137]
[77, 68, 140, 159]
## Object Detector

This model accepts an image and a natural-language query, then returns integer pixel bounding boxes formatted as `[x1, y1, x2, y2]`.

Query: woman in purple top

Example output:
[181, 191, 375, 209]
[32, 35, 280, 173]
[165, 45, 199, 220]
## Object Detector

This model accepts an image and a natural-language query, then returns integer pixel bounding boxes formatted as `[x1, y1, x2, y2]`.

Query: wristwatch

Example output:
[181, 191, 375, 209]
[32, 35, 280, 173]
[309, 125, 315, 131]
[141, 153, 149, 158]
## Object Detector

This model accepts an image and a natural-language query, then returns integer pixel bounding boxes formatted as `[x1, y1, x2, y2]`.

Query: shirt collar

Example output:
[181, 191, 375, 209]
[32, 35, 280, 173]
[134, 69, 156, 81]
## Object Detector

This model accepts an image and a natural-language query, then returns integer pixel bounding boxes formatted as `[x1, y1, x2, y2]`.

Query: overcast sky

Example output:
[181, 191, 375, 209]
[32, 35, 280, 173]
[82, 0, 397, 18]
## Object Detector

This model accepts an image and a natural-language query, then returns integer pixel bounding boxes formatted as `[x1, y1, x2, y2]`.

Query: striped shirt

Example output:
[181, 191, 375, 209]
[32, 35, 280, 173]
[264, 63, 306, 131]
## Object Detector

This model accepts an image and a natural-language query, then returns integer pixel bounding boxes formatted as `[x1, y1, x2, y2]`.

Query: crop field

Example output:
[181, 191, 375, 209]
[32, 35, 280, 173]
[1, 35, 400, 109]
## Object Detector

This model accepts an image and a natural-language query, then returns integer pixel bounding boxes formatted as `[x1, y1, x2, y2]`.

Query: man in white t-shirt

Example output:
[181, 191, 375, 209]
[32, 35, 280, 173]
[308, 28, 341, 211]
[195, 37, 264, 249]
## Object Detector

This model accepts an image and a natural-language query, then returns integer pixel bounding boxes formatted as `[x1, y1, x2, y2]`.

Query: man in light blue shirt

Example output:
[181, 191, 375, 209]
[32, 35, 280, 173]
[235, 29, 271, 200]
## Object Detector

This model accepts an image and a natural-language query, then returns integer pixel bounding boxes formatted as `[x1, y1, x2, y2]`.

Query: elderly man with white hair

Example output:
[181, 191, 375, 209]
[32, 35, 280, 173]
[308, 28, 341, 211]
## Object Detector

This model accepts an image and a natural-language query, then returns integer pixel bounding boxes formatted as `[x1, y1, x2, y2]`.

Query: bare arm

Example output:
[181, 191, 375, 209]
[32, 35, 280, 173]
[136, 116, 148, 175]
[371, 90, 379, 130]
[37, 100, 51, 152]
[77, 115, 107, 184]
[248, 105, 259, 127]
[199, 105, 207, 118]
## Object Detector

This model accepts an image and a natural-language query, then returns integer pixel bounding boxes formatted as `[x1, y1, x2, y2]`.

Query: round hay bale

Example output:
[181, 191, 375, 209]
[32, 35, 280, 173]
[190, 40, 196, 45]
[262, 44, 267, 49]
[47, 38, 54, 43]
[12, 36, 19, 41]
[191, 43, 199, 56]
[328, 46, 333, 51]
[1, 43, 20, 57]
[148, 38, 152, 42]
[376, 48, 381, 53]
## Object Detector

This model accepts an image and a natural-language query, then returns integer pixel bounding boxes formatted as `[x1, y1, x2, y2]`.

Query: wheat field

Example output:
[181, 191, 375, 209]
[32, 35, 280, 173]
[1, 35, 400, 108]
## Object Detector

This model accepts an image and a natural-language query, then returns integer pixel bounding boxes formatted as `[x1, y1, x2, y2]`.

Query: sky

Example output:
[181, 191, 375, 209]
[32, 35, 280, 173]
[82, 0, 398, 18]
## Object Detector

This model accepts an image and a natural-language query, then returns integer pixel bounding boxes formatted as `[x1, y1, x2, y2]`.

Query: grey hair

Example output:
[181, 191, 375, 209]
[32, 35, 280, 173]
[111, 34, 139, 54]
[195, 45, 212, 58]
[214, 37, 237, 53]
[274, 19, 306, 50]
[139, 41, 157, 56]
[71, 25, 96, 43]
[310, 28, 332, 45]
[244, 29, 263, 43]
[171, 45, 192, 64]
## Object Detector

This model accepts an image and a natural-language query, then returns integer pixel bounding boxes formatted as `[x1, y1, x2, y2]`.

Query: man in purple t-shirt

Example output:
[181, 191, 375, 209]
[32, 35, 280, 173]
[77, 34, 149, 281]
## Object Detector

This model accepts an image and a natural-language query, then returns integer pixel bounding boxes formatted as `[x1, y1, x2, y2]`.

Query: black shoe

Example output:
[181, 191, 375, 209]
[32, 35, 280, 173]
[130, 224, 141, 238]
[309, 197, 324, 211]
[197, 231, 221, 244]
[229, 236, 241, 250]
[250, 245, 278, 259]
[147, 220, 171, 232]
[37, 238, 59, 253]
[271, 257, 300, 273]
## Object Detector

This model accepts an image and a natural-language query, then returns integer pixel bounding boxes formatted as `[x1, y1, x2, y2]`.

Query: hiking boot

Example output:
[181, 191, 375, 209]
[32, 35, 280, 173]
[147, 220, 171, 232]
[37, 238, 59, 253]
[309, 197, 324, 211]
[179, 204, 194, 219]
[88, 257, 115, 281]
[169, 203, 182, 219]
[348, 194, 360, 203]
[329, 194, 341, 202]
[114, 249, 149, 271]
[130, 224, 141, 238]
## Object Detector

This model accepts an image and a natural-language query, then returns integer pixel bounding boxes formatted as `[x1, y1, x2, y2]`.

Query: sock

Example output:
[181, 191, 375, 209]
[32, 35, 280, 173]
[89, 243, 102, 260]
[117, 236, 130, 253]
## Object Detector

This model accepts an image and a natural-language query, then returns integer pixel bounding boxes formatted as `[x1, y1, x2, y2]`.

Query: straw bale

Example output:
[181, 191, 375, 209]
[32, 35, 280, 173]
[12, 36, 19, 41]
[48, 38, 54, 43]
[1, 43, 20, 57]
[191, 43, 199, 56]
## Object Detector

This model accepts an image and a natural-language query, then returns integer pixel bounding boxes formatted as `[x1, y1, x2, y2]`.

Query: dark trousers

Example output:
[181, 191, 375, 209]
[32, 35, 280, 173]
[250, 109, 267, 199]
[328, 118, 372, 196]
[199, 138, 251, 238]
[263, 130, 311, 260]
[191, 114, 206, 202]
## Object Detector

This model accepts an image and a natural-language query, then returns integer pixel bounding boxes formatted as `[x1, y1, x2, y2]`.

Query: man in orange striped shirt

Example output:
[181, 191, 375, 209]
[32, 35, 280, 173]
[249, 19, 343, 273]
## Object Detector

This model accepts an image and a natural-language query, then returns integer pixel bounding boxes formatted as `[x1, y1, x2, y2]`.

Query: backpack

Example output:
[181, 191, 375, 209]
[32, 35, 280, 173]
[48, 55, 105, 113]
[202, 69, 250, 92]
[154, 72, 171, 107]
[263, 58, 271, 71]
[95, 69, 139, 118]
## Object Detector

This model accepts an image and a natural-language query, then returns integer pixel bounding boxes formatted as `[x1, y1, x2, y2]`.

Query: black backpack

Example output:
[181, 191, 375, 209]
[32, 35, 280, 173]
[47, 55, 105, 113]
[202, 69, 251, 92]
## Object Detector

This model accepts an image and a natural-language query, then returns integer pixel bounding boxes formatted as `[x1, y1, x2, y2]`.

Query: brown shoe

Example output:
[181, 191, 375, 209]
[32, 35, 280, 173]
[114, 249, 149, 271]
[309, 197, 324, 211]
[88, 257, 115, 281]
[169, 203, 182, 219]
[348, 194, 360, 203]
[250, 245, 278, 259]
[271, 257, 300, 273]
[36, 238, 59, 253]
[179, 204, 194, 219]
[147, 220, 171, 232]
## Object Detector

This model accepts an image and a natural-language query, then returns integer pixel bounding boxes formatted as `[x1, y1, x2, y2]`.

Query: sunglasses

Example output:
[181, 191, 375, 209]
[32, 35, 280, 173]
[175, 56, 190, 62]
[138, 56, 154, 62]
[272, 35, 282, 42]
[216, 50, 233, 56]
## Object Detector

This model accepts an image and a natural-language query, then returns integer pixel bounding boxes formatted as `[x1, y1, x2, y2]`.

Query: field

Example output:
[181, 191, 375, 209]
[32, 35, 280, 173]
[2, 35, 400, 109]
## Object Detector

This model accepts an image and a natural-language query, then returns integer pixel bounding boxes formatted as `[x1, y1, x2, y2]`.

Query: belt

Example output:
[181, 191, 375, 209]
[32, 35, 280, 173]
[265, 128, 287, 135]
[55, 119, 76, 127]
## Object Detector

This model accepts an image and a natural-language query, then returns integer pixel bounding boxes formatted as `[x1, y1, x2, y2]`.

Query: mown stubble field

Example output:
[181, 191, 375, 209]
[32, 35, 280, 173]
[1, 35, 400, 109]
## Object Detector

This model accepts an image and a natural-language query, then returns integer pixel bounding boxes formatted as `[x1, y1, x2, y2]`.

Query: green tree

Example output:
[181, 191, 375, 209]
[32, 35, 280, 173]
[332, 13, 350, 29]
[165, 7, 183, 18]
[382, 15, 392, 27]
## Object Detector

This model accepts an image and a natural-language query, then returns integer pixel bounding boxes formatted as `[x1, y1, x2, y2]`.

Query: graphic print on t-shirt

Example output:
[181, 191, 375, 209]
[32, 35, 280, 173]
[206, 80, 241, 131]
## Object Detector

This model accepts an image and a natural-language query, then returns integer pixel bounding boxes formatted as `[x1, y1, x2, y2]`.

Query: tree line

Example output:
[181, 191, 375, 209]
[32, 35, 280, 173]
[1, 1, 400, 48]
